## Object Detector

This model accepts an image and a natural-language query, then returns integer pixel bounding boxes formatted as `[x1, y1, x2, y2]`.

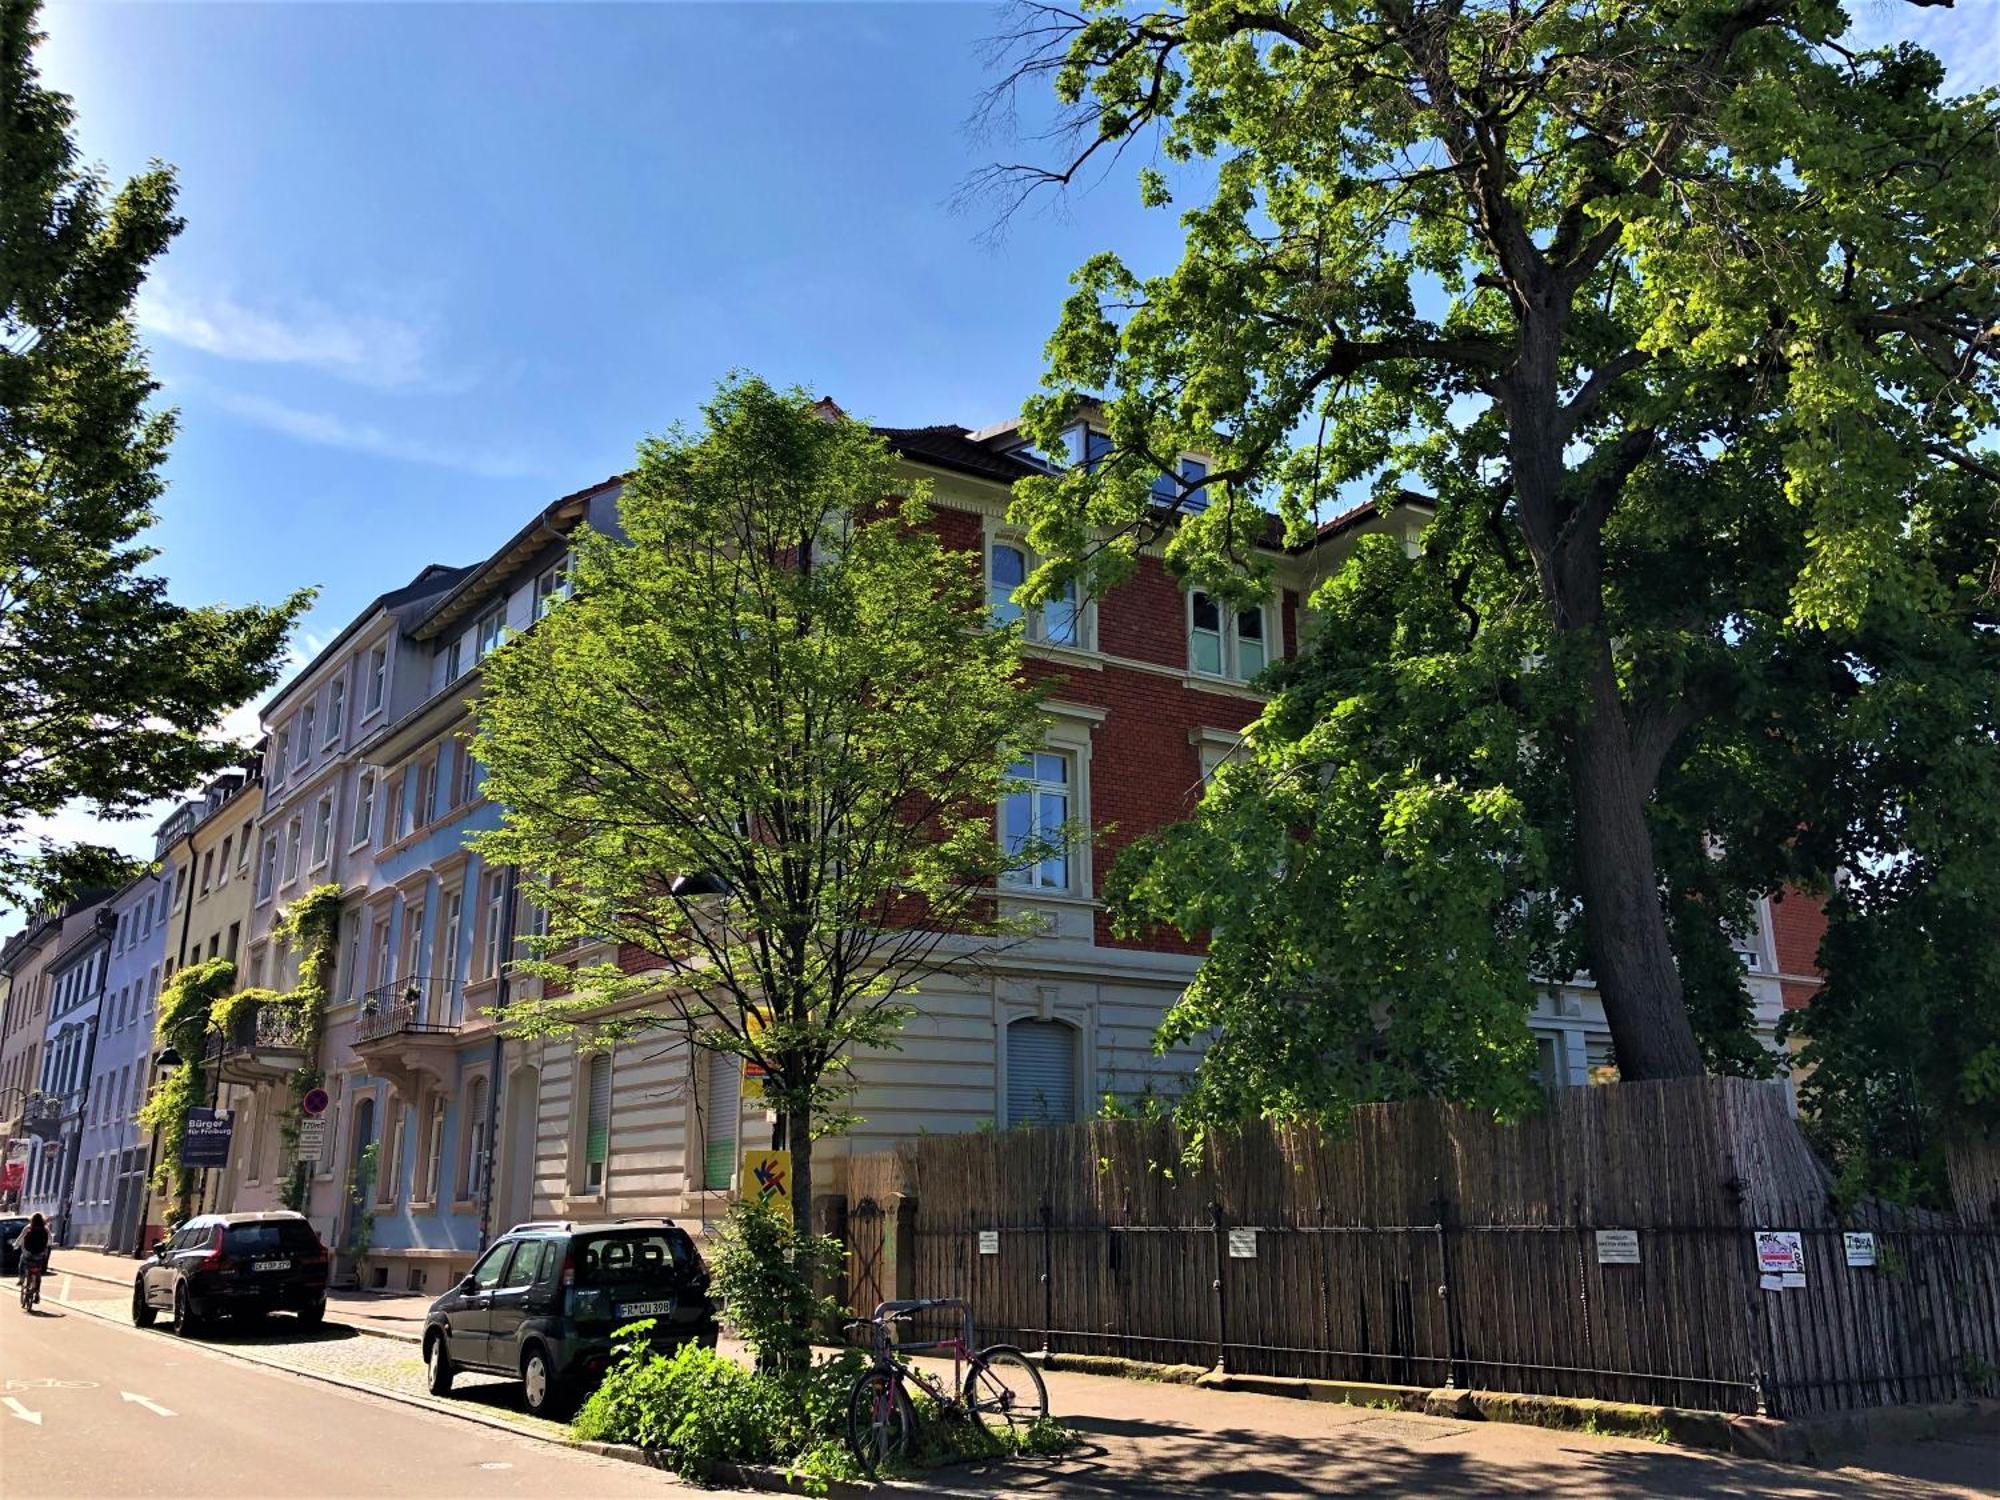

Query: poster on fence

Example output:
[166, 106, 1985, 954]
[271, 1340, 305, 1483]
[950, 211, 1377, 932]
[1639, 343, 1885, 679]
[1755, 1230, 1806, 1288]
[1843, 1231, 1877, 1268]
[1595, 1229, 1641, 1265]
[1227, 1227, 1258, 1259]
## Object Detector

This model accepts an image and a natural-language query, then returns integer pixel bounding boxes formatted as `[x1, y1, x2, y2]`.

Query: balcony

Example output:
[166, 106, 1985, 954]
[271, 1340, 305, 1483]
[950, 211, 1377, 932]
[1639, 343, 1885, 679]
[207, 1001, 307, 1086]
[352, 975, 465, 1096]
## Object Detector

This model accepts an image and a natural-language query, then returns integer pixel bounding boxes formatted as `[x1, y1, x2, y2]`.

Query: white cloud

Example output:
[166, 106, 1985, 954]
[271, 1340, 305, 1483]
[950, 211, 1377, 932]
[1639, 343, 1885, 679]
[138, 282, 439, 390]
[210, 389, 542, 480]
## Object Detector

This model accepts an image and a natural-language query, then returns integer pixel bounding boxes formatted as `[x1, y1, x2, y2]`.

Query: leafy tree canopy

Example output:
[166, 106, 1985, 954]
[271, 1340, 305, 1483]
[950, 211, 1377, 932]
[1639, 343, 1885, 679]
[473, 375, 1056, 1223]
[985, 0, 1999, 1153]
[0, 1, 307, 903]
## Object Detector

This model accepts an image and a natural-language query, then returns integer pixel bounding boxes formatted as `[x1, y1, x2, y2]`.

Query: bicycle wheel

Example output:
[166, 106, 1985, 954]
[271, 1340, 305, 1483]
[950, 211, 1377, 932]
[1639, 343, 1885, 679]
[962, 1344, 1048, 1437]
[845, 1369, 916, 1478]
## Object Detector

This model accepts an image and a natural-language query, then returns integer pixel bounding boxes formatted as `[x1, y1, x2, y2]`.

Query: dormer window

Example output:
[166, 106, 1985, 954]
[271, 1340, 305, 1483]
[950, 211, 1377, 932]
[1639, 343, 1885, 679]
[1152, 457, 1210, 511]
[475, 605, 506, 660]
[988, 539, 1082, 648]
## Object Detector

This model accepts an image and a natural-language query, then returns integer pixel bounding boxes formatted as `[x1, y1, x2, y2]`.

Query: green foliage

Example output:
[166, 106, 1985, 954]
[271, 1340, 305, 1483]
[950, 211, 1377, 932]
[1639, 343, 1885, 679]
[137, 957, 237, 1215]
[708, 1199, 844, 1373]
[0, 3, 307, 905]
[346, 1142, 379, 1259]
[473, 374, 1058, 1218]
[571, 1333, 1072, 1483]
[990, 0, 2000, 1133]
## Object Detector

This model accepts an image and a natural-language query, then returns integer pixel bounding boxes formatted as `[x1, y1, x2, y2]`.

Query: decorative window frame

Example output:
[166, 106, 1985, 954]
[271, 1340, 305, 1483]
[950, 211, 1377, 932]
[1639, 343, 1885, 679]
[980, 517, 1097, 654]
[991, 980, 1095, 1130]
[1184, 588, 1276, 684]
[996, 701, 1102, 902]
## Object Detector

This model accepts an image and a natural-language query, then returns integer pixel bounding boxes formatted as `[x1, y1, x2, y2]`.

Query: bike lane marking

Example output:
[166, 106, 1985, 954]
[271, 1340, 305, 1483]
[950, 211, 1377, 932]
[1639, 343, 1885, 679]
[120, 1391, 176, 1418]
[2, 1395, 41, 1425]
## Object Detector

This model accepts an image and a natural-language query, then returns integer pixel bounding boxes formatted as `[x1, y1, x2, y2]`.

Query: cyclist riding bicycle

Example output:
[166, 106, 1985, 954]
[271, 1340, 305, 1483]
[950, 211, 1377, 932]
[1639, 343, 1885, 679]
[17, 1212, 50, 1310]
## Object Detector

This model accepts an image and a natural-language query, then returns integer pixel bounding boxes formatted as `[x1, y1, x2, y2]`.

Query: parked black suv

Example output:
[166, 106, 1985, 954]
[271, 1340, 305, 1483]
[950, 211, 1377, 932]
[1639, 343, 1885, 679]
[422, 1218, 718, 1418]
[132, 1210, 330, 1335]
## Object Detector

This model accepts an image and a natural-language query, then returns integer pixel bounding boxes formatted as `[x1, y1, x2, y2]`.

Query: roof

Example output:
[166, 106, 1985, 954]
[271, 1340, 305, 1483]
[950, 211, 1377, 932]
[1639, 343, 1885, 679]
[411, 475, 623, 643]
[259, 563, 472, 717]
[873, 424, 1045, 487]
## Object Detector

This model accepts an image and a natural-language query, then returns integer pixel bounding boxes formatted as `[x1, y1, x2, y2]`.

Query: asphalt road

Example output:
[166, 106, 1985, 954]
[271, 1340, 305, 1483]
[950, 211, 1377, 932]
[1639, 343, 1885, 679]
[0, 1297, 744, 1499]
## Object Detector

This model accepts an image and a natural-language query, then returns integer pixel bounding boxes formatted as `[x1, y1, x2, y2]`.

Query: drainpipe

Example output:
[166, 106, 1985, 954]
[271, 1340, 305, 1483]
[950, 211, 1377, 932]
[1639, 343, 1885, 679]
[475, 863, 518, 1252]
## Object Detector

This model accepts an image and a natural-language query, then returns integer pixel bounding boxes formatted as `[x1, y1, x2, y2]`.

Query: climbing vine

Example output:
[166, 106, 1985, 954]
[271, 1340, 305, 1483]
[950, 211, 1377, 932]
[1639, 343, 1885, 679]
[138, 958, 239, 1221]
[139, 883, 346, 1222]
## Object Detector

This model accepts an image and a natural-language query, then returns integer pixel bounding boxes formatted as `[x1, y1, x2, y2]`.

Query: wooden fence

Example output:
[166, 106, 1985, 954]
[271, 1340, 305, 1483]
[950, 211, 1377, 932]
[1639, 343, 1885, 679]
[842, 1080, 2000, 1419]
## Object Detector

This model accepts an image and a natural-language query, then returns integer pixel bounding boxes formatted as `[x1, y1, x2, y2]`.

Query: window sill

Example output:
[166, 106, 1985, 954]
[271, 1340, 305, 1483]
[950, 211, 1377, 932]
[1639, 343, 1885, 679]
[1181, 672, 1268, 702]
[1023, 642, 1103, 671]
[450, 1197, 478, 1216]
[409, 1197, 438, 1215]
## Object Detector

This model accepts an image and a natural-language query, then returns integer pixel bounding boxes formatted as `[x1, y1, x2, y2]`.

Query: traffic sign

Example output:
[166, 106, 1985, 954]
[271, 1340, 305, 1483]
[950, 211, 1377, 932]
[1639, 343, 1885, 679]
[301, 1087, 330, 1118]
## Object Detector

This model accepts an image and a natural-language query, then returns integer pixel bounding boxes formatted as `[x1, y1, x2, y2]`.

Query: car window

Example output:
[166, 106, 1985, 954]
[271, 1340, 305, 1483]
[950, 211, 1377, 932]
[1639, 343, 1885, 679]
[471, 1241, 514, 1289]
[573, 1230, 698, 1286]
[224, 1221, 319, 1256]
[499, 1239, 545, 1290]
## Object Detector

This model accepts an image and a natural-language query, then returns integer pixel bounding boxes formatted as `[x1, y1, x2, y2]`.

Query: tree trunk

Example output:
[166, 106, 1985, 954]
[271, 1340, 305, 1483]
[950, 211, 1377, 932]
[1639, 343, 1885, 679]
[1569, 640, 1706, 1079]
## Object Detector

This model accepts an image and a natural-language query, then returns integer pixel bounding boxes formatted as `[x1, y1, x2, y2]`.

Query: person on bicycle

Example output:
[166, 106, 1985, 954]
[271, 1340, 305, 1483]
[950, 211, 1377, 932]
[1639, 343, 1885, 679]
[17, 1212, 50, 1298]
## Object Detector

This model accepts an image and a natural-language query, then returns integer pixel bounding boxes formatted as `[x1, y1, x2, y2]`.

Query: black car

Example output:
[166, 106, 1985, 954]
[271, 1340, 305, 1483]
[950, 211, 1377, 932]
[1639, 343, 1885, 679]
[422, 1217, 718, 1418]
[132, 1210, 329, 1335]
[0, 1216, 26, 1277]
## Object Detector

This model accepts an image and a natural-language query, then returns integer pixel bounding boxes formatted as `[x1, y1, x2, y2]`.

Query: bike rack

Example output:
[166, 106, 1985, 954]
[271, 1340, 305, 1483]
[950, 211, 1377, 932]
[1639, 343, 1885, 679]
[868, 1296, 972, 1356]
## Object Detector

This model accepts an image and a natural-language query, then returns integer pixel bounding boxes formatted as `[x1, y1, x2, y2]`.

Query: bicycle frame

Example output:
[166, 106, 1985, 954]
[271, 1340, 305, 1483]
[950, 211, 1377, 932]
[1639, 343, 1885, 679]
[863, 1297, 975, 1406]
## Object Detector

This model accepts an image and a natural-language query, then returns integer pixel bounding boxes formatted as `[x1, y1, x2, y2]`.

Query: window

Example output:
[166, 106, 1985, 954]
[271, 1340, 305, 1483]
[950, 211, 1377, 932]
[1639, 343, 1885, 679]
[351, 771, 376, 848]
[1532, 1034, 1566, 1089]
[475, 606, 505, 660]
[366, 646, 388, 714]
[1000, 752, 1071, 892]
[1150, 455, 1211, 510]
[257, 836, 279, 902]
[418, 1096, 445, 1203]
[443, 639, 463, 684]
[325, 679, 345, 743]
[381, 1102, 408, 1205]
[452, 745, 478, 808]
[309, 795, 334, 868]
[400, 900, 426, 989]
[141, 892, 154, 934]
[477, 869, 508, 979]
[458, 1076, 488, 1201]
[283, 817, 303, 884]
[237, 821, 253, 877]
[1005, 1018, 1078, 1126]
[297, 707, 315, 764]
[702, 1048, 740, 1191]
[583, 1052, 612, 1192]
[271, 728, 290, 783]
[534, 560, 571, 620]
[369, 916, 392, 994]
[1188, 591, 1270, 682]
[217, 836, 232, 886]
[439, 889, 464, 1011]
[417, 758, 439, 827]
[339, 910, 361, 1002]
[987, 539, 1079, 647]
[226, 921, 240, 962]
[470, 1240, 511, 1290]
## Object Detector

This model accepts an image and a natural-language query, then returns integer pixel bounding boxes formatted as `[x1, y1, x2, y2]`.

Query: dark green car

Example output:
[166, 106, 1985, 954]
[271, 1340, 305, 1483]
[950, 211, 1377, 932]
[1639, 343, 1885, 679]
[421, 1217, 718, 1417]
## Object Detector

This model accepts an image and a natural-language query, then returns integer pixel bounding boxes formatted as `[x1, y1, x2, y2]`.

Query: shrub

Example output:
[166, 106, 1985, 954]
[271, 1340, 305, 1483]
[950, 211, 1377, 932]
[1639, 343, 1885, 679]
[707, 1199, 844, 1373]
[572, 1335, 779, 1477]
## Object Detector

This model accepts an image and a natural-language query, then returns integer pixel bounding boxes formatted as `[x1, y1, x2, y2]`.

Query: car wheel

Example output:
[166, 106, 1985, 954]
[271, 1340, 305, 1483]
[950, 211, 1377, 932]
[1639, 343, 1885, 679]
[520, 1346, 570, 1419]
[171, 1284, 203, 1338]
[426, 1331, 455, 1395]
[131, 1281, 156, 1328]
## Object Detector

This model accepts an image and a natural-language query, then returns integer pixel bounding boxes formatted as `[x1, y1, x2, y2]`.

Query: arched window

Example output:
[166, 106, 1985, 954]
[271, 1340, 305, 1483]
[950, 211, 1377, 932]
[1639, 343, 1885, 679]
[1005, 1018, 1078, 1127]
[458, 1076, 488, 1202]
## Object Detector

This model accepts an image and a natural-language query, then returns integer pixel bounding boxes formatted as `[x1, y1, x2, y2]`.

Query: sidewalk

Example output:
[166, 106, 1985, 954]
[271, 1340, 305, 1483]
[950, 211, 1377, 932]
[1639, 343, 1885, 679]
[47, 1244, 432, 1342]
[43, 1246, 1996, 1496]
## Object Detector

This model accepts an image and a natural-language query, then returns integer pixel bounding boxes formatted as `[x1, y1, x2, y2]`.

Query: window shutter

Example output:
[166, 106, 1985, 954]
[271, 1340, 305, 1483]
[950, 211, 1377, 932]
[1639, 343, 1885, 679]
[585, 1054, 612, 1165]
[703, 1049, 739, 1189]
[1006, 1019, 1077, 1127]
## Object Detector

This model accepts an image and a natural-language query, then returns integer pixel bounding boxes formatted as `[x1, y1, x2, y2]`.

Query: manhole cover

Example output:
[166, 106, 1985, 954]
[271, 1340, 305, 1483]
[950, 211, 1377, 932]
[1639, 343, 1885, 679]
[1354, 1414, 1472, 1443]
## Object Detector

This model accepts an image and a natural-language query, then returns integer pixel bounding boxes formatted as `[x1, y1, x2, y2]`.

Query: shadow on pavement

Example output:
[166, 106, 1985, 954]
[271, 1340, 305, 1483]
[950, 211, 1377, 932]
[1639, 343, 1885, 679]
[178, 1316, 361, 1348]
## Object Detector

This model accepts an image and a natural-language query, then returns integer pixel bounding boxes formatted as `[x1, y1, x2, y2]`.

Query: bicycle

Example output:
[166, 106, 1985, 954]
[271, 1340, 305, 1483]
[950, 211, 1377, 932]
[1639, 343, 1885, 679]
[842, 1297, 1048, 1477]
[19, 1258, 46, 1312]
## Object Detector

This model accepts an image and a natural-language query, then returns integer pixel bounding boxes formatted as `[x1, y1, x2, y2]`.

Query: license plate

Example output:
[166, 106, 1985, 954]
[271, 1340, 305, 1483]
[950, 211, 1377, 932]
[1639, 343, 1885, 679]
[616, 1300, 670, 1318]
[252, 1259, 291, 1273]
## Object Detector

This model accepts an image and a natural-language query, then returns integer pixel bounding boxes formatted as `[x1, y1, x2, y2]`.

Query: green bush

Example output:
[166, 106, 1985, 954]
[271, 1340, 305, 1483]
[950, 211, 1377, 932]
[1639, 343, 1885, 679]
[707, 1199, 844, 1373]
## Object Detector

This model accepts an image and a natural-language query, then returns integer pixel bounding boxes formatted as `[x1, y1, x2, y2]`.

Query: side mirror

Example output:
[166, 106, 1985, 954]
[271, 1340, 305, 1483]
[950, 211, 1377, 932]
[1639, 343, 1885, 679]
[458, 1274, 478, 1294]
[152, 1239, 170, 1257]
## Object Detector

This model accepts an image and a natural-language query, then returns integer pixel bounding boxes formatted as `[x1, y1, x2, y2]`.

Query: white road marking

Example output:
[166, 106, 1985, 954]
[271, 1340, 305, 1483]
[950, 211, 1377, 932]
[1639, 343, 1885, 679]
[2, 1396, 41, 1425]
[5, 1378, 97, 1390]
[119, 1391, 176, 1418]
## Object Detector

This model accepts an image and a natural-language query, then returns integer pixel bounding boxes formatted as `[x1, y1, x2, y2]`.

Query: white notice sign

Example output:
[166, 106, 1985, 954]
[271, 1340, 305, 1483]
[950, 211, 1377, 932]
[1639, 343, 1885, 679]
[1595, 1229, 1641, 1266]
[1843, 1232, 1877, 1268]
[1227, 1227, 1258, 1259]
[977, 1230, 999, 1256]
[294, 1118, 327, 1160]
[1755, 1230, 1806, 1278]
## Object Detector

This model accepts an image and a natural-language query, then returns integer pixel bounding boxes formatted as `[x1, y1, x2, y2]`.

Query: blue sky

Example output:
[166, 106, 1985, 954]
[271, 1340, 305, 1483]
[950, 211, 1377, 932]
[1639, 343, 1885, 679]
[17, 0, 2000, 897]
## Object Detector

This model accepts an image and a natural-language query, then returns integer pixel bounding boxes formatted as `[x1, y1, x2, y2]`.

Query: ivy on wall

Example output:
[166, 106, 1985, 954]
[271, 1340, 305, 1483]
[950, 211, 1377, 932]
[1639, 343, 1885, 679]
[139, 882, 345, 1225]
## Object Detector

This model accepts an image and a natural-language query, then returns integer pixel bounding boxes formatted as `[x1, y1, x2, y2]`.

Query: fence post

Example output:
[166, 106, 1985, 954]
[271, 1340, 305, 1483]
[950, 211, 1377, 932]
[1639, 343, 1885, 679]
[1039, 1197, 1054, 1355]
[1210, 1200, 1231, 1373]
[1434, 1195, 1464, 1390]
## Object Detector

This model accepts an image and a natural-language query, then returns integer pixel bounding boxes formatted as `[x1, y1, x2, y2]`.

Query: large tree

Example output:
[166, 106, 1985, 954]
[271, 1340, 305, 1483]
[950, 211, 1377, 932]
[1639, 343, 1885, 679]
[472, 377, 1056, 1261]
[0, 0, 306, 902]
[984, 0, 1999, 1105]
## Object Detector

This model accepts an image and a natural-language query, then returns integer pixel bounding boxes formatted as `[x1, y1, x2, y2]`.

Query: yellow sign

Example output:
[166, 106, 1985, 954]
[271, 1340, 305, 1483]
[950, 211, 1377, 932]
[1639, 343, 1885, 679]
[741, 1014, 770, 1101]
[742, 1149, 792, 1224]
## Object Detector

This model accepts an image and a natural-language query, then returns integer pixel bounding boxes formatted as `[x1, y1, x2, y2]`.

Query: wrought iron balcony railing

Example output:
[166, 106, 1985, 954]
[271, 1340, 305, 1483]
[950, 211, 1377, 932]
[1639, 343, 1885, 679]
[356, 974, 460, 1044]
